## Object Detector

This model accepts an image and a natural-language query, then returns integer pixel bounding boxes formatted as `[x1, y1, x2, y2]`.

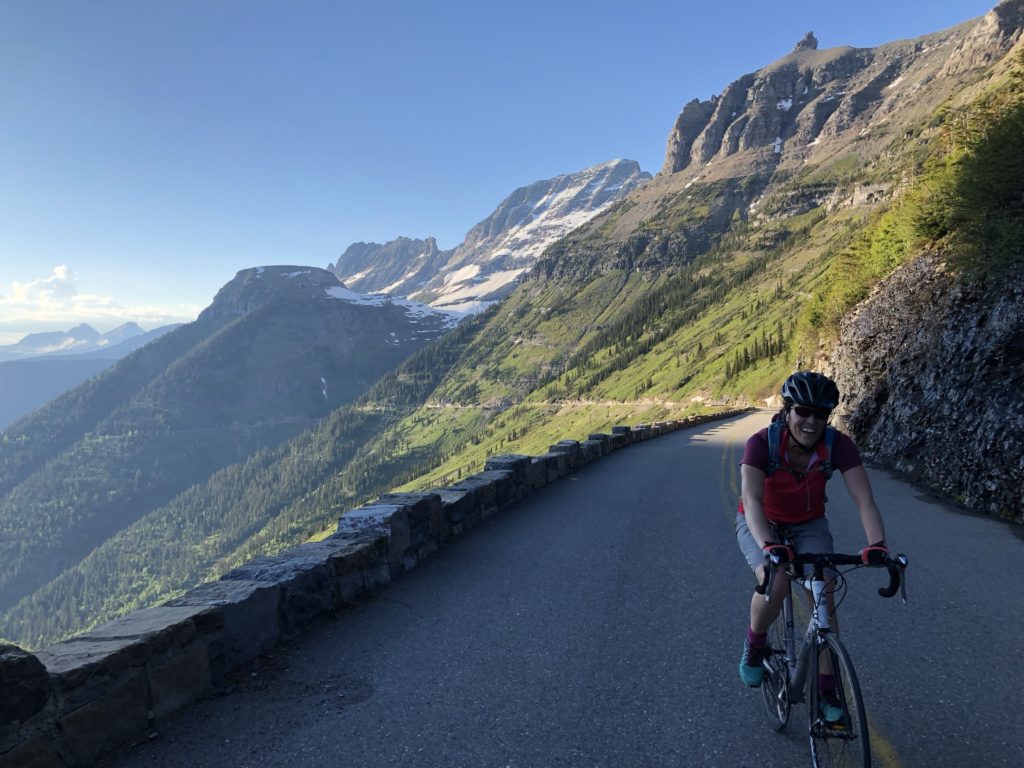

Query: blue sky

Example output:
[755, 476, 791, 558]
[0, 0, 996, 343]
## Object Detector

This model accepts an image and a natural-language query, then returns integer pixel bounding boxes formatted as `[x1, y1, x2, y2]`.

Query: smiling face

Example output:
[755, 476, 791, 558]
[786, 404, 830, 447]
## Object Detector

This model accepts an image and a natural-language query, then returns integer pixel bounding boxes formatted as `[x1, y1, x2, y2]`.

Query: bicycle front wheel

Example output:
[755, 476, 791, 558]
[808, 633, 870, 768]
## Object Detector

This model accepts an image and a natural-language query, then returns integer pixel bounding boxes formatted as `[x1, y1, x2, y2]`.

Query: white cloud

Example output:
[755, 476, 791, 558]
[0, 265, 200, 344]
[10, 265, 80, 304]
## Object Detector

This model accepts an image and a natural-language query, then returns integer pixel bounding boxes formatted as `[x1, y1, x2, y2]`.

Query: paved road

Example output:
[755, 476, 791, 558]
[100, 412, 1024, 767]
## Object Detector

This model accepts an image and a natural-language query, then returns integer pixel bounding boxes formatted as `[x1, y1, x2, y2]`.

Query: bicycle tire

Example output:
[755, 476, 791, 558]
[760, 614, 790, 731]
[808, 633, 871, 768]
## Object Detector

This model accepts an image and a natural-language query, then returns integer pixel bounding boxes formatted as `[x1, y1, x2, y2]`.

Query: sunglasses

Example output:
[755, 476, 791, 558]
[792, 406, 831, 420]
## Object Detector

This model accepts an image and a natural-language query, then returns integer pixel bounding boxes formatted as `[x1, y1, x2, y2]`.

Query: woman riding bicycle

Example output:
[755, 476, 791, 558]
[735, 371, 889, 696]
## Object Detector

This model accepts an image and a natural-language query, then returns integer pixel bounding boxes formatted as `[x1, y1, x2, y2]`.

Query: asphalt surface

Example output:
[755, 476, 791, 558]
[99, 412, 1024, 767]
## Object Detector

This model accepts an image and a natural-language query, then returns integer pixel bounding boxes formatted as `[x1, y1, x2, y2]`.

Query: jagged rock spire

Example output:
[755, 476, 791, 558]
[793, 31, 818, 52]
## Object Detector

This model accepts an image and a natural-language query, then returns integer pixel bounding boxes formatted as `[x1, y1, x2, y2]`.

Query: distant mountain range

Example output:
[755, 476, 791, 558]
[0, 323, 181, 429]
[328, 159, 651, 311]
[0, 321, 177, 362]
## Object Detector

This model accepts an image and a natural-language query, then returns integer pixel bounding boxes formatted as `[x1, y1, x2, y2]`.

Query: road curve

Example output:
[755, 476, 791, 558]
[99, 412, 1024, 767]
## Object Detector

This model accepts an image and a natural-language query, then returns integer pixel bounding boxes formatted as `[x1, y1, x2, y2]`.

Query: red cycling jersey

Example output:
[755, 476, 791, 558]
[738, 426, 863, 524]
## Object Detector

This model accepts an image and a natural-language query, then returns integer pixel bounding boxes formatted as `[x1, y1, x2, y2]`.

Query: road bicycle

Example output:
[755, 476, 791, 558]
[755, 546, 908, 768]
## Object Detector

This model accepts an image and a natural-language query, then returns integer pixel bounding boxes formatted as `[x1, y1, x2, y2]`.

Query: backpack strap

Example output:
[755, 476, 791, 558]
[765, 420, 783, 477]
[820, 426, 836, 480]
[765, 420, 836, 479]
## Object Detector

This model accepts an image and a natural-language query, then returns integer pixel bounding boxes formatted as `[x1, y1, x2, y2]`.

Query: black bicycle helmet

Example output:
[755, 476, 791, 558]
[781, 371, 840, 409]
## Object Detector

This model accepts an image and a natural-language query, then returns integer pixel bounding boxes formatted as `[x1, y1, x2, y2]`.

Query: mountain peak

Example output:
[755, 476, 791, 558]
[410, 159, 651, 311]
[102, 323, 145, 343]
[329, 237, 451, 297]
[67, 323, 100, 340]
[198, 266, 336, 322]
[199, 265, 459, 329]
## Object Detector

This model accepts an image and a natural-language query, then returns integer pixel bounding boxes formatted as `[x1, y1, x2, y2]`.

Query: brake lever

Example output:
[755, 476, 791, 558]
[756, 552, 782, 599]
[896, 554, 909, 605]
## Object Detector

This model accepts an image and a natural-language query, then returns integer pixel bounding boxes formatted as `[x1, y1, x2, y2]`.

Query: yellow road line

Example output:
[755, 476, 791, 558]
[869, 718, 906, 768]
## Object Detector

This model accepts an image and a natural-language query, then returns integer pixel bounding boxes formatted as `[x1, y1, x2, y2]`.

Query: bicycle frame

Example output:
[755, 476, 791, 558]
[774, 569, 832, 703]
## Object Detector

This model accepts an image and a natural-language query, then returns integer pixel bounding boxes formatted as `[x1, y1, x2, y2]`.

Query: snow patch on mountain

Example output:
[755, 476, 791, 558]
[410, 159, 650, 312]
[323, 286, 461, 327]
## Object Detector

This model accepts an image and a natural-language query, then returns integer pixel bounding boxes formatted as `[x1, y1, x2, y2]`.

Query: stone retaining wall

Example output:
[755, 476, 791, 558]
[0, 411, 747, 768]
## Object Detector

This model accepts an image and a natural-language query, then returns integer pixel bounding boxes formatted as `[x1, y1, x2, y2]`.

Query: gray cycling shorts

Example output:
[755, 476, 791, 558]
[735, 514, 835, 572]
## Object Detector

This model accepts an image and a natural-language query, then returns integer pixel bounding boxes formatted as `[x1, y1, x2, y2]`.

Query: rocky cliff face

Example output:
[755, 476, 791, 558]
[411, 159, 650, 311]
[831, 253, 1024, 522]
[661, 3, 1023, 177]
[328, 237, 452, 297]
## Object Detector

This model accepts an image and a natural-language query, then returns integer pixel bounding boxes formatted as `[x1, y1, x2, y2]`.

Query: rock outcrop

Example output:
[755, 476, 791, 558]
[831, 253, 1024, 521]
[0, 644, 49, 726]
[540, 3, 1023, 283]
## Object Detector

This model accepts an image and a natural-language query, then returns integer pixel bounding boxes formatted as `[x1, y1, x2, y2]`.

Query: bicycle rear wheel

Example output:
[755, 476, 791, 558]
[760, 615, 790, 731]
[808, 633, 870, 768]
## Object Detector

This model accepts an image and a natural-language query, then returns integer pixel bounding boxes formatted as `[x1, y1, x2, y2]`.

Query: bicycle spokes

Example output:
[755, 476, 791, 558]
[760, 651, 790, 732]
[808, 636, 870, 768]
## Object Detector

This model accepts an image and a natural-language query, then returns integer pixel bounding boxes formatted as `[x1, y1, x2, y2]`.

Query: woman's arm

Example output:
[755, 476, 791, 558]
[841, 465, 886, 544]
[740, 464, 776, 547]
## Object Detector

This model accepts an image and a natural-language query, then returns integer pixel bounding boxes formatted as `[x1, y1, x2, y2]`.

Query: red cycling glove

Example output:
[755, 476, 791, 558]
[860, 541, 889, 566]
[762, 542, 794, 563]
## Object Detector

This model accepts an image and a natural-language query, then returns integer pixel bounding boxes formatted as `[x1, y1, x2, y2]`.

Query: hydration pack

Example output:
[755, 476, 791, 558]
[765, 419, 836, 480]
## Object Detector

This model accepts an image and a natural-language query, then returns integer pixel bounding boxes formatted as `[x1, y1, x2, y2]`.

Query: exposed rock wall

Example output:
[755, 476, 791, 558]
[831, 252, 1024, 521]
[329, 237, 453, 297]
[659, 2, 1024, 186]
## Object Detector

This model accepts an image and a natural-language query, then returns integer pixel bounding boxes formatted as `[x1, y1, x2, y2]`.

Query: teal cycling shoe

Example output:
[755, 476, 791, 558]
[819, 697, 843, 723]
[738, 639, 767, 687]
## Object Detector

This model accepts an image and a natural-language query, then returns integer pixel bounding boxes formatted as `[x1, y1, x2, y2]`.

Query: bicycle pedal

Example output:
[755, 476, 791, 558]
[813, 721, 853, 739]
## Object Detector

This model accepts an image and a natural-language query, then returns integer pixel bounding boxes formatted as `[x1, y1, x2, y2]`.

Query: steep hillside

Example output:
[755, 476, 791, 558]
[0, 266, 456, 626]
[834, 252, 1024, 521]
[828, 47, 1024, 520]
[538, 4, 1023, 279]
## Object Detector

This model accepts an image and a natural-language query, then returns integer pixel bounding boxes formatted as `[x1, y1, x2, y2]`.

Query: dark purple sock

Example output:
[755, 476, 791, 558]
[747, 628, 768, 647]
[819, 673, 837, 696]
